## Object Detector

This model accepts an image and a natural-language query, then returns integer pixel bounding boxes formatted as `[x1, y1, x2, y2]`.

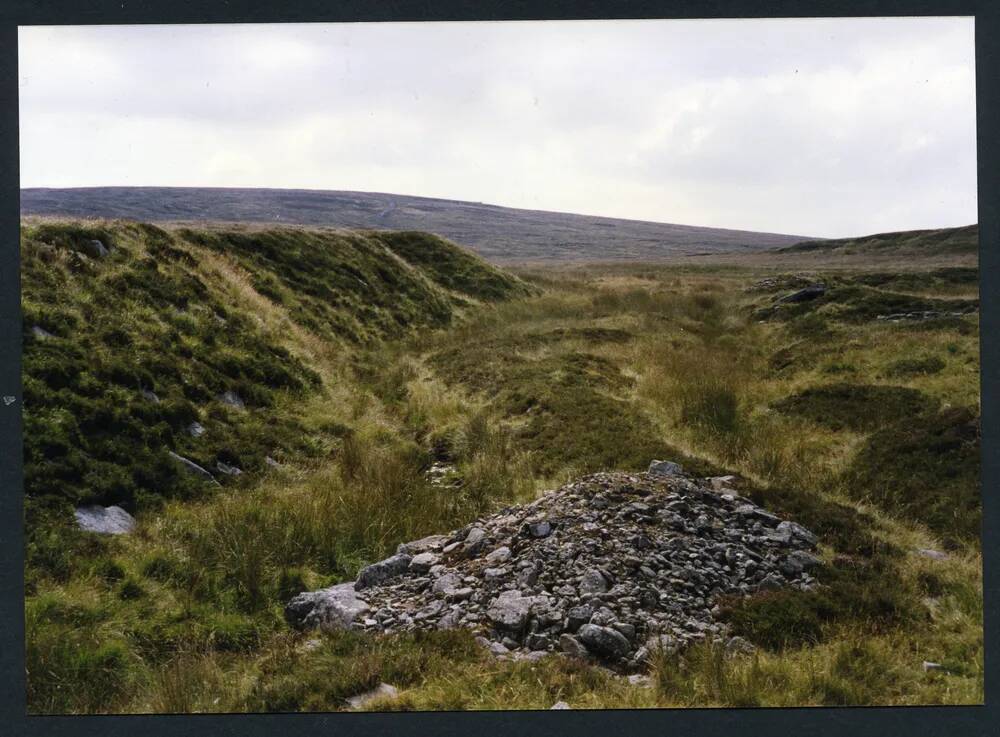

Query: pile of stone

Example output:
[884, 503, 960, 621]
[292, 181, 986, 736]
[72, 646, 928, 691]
[285, 461, 822, 670]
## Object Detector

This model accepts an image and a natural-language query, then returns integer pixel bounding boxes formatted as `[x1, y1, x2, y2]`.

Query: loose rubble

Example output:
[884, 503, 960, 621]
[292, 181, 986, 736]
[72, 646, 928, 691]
[286, 461, 822, 670]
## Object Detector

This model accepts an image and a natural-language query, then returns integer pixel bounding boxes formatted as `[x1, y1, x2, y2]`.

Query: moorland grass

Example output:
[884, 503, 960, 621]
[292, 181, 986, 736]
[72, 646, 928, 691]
[23, 223, 983, 712]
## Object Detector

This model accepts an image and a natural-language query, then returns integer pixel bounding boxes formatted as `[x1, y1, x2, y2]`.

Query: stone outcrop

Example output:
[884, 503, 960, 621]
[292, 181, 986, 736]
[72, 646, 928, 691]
[285, 462, 822, 669]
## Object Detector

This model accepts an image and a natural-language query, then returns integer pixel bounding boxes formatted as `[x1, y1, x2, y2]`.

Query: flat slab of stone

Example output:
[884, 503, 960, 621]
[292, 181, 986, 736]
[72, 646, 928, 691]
[168, 451, 217, 483]
[356, 553, 413, 590]
[74, 505, 135, 535]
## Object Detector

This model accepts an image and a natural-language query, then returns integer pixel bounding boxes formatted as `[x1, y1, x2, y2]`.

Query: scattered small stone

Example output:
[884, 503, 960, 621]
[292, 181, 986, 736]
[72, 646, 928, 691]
[140, 389, 160, 403]
[627, 674, 652, 687]
[265, 455, 281, 468]
[923, 661, 946, 673]
[187, 421, 206, 438]
[550, 701, 571, 710]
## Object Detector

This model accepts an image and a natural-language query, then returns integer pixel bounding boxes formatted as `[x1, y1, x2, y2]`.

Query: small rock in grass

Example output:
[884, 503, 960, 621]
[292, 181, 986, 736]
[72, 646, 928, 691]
[345, 682, 398, 709]
[74, 505, 135, 535]
[550, 701, 571, 710]
[218, 390, 245, 409]
[81, 239, 109, 259]
[917, 549, 949, 561]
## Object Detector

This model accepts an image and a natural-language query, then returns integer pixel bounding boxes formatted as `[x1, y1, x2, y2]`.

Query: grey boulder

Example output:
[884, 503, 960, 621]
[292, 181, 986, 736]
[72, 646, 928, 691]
[577, 623, 632, 659]
[74, 505, 135, 535]
[285, 583, 370, 631]
[648, 460, 684, 478]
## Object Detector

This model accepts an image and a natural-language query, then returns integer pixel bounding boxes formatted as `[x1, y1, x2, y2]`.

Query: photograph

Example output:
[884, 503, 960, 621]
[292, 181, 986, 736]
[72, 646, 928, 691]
[16, 16, 983, 714]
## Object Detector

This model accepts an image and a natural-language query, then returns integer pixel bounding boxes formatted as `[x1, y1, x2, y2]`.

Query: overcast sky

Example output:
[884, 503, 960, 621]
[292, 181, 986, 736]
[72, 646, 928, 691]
[18, 18, 976, 238]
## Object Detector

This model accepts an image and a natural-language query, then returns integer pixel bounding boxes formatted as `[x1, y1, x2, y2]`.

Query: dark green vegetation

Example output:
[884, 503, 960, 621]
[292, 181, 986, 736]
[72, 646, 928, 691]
[844, 406, 981, 544]
[23, 221, 982, 711]
[781, 224, 978, 257]
[772, 383, 933, 432]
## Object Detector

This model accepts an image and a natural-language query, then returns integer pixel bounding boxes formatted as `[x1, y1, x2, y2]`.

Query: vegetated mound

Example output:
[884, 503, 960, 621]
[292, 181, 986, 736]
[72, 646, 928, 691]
[772, 383, 935, 432]
[285, 463, 822, 670]
[780, 224, 978, 257]
[843, 406, 981, 544]
[20, 186, 815, 262]
[755, 282, 979, 332]
[21, 220, 530, 518]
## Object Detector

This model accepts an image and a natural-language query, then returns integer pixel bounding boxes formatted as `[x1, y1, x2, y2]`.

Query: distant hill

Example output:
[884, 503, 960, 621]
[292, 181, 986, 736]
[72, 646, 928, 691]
[20, 186, 813, 263]
[780, 224, 978, 257]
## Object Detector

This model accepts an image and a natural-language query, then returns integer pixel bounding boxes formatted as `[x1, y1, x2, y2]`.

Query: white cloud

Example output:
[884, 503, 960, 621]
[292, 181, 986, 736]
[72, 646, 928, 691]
[18, 17, 977, 237]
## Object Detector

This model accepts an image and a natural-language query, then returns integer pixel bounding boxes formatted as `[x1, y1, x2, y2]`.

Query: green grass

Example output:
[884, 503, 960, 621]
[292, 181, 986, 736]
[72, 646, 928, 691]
[22, 221, 982, 712]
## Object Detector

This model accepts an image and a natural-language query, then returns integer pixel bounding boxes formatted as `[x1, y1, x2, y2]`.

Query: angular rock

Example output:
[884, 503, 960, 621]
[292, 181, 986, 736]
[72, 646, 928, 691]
[550, 701, 571, 710]
[559, 633, 590, 658]
[579, 569, 609, 596]
[780, 550, 822, 576]
[409, 552, 440, 573]
[397, 534, 449, 556]
[285, 583, 370, 631]
[187, 421, 206, 438]
[648, 460, 684, 478]
[74, 505, 135, 535]
[577, 623, 631, 659]
[356, 553, 413, 590]
[775, 284, 825, 304]
[432, 572, 463, 596]
[31, 325, 56, 340]
[167, 450, 217, 483]
[485, 546, 512, 565]
[487, 591, 533, 633]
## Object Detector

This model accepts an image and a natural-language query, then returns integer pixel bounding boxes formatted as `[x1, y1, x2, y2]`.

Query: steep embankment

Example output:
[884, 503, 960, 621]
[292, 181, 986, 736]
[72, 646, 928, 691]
[20, 187, 814, 262]
[21, 220, 532, 519]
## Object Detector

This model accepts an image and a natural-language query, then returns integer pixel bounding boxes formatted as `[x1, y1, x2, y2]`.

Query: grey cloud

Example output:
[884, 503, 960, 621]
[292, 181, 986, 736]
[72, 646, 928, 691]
[18, 18, 976, 237]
